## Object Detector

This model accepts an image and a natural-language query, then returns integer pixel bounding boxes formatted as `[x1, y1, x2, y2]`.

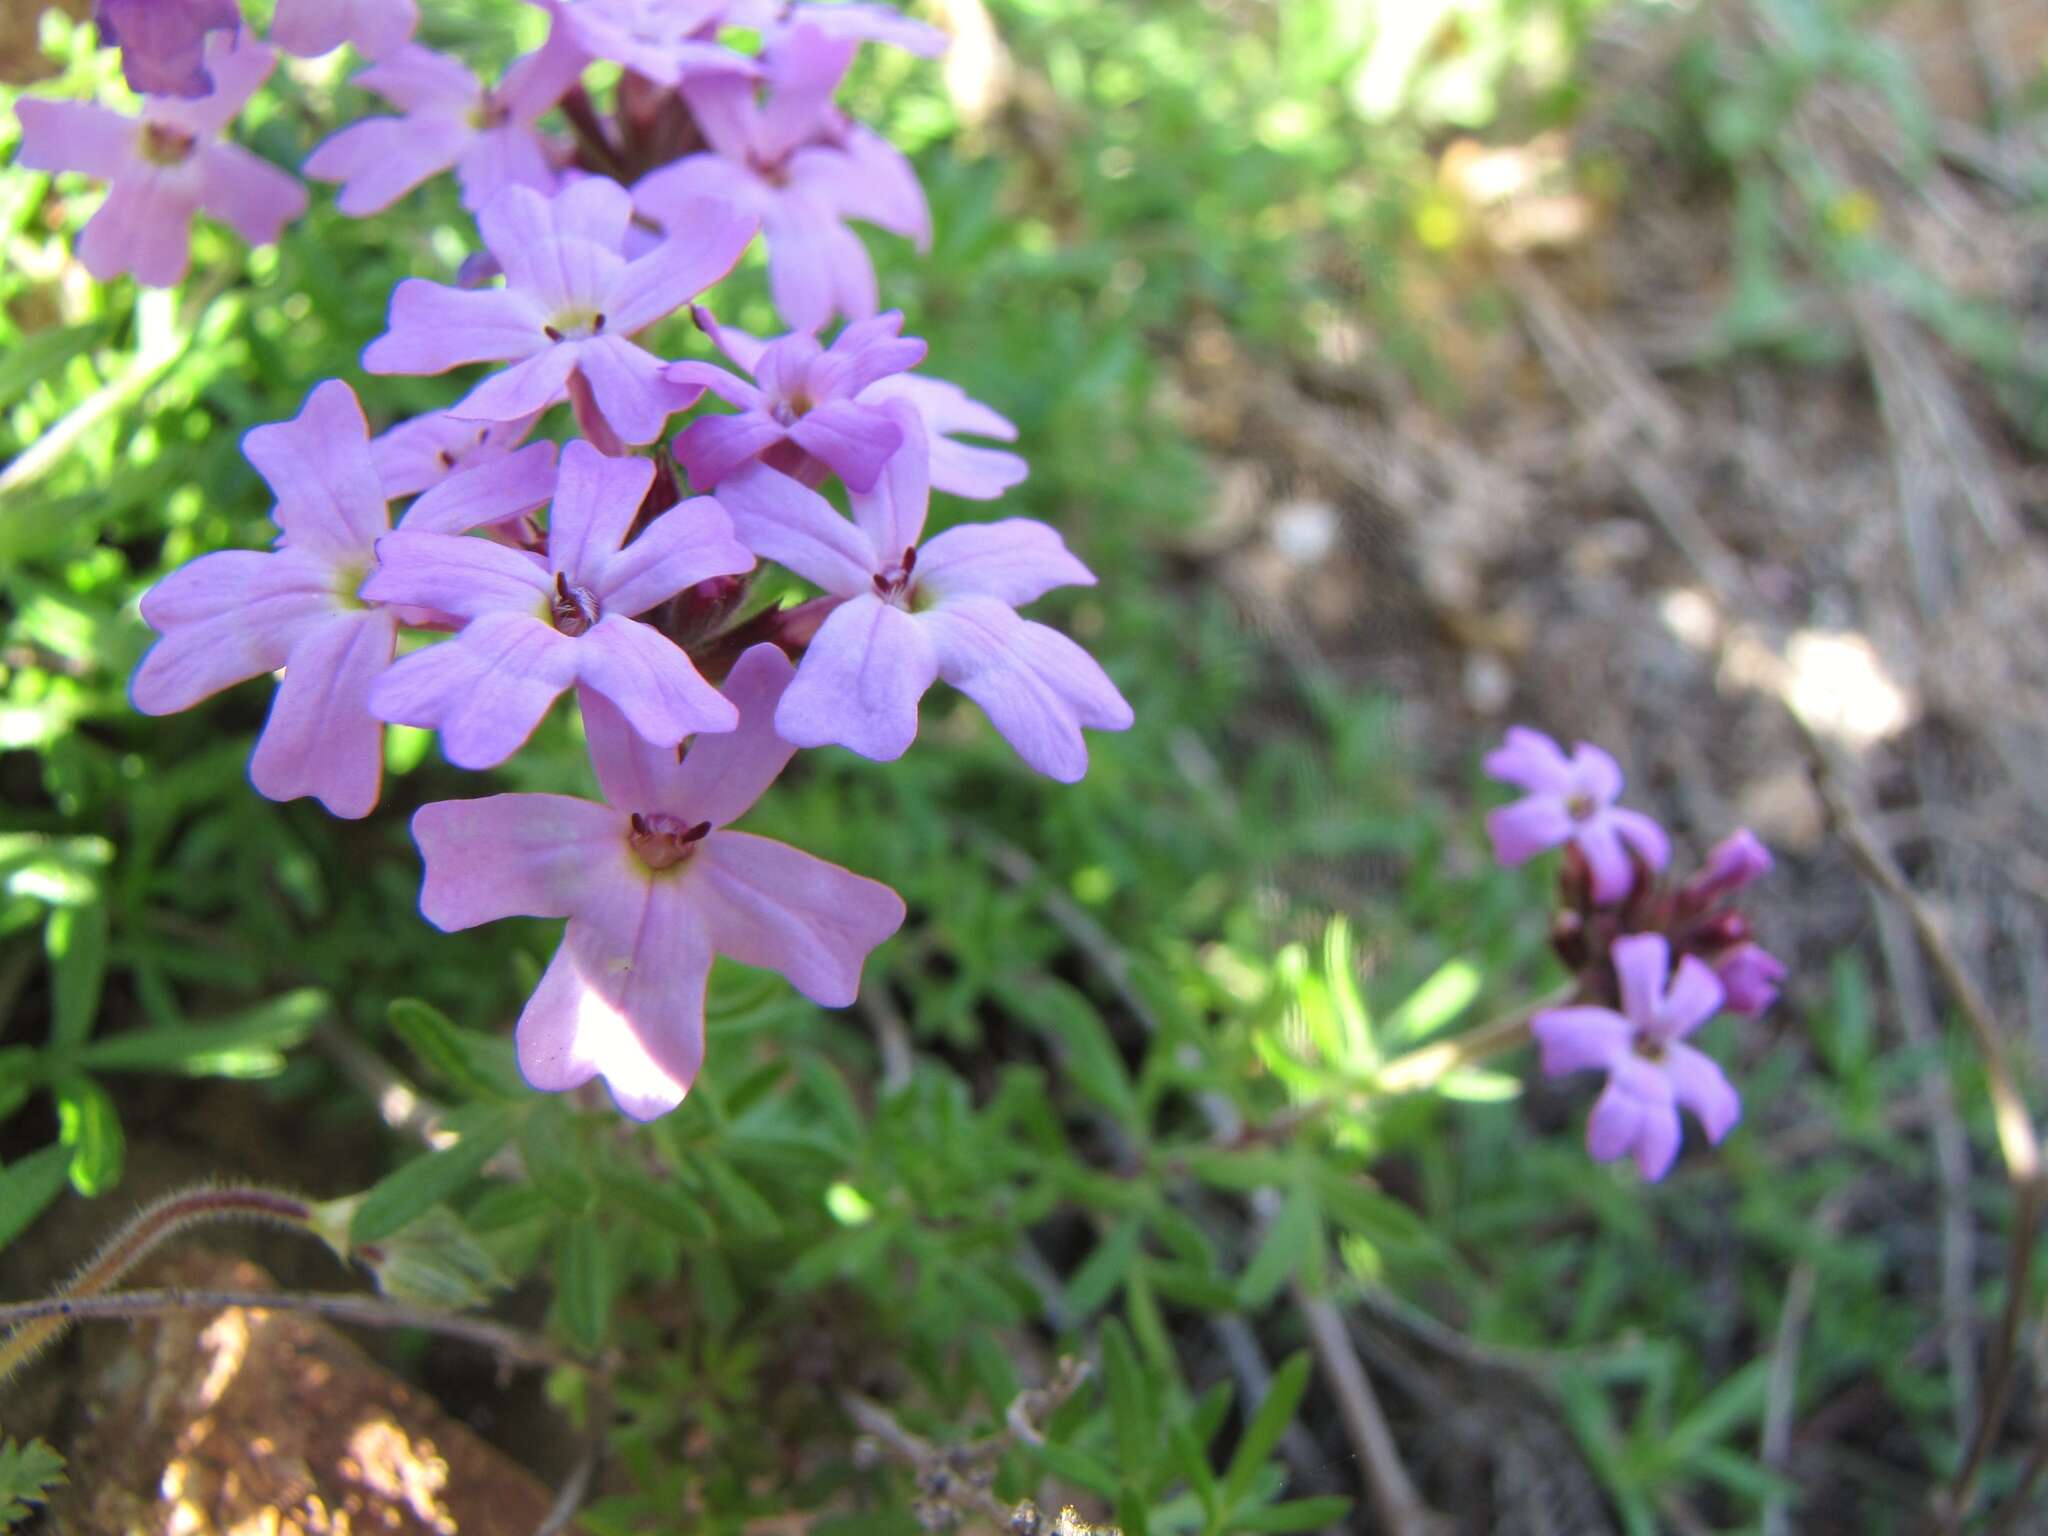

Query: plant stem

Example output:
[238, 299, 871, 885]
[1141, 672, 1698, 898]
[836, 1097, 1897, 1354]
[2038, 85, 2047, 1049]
[1373, 986, 1575, 1094]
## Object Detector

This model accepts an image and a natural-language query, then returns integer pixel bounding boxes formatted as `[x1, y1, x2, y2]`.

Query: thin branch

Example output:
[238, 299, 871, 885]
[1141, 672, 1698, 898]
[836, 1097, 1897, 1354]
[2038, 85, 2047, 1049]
[0, 1286, 579, 1371]
[1373, 987, 1575, 1095]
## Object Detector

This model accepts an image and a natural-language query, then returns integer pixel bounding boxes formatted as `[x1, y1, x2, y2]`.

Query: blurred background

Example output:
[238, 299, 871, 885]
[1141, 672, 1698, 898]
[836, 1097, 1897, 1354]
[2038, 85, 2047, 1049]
[1, 0, 2046, 1531]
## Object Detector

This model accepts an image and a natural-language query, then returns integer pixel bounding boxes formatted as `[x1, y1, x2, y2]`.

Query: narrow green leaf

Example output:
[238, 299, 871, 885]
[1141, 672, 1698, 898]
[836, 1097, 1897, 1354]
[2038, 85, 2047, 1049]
[598, 1166, 716, 1242]
[54, 1074, 122, 1197]
[1167, 1416, 1219, 1524]
[693, 1153, 781, 1237]
[1015, 979, 1139, 1127]
[0, 1145, 71, 1250]
[554, 1216, 612, 1353]
[1101, 1317, 1154, 1475]
[1233, 1496, 1354, 1532]
[1221, 1351, 1310, 1512]
[1066, 1214, 1142, 1315]
[1237, 1188, 1318, 1310]
[76, 987, 326, 1078]
[520, 1103, 595, 1213]
[1666, 1359, 1774, 1461]
[386, 997, 522, 1100]
[45, 903, 108, 1051]
[1382, 959, 1481, 1045]
[350, 1104, 517, 1245]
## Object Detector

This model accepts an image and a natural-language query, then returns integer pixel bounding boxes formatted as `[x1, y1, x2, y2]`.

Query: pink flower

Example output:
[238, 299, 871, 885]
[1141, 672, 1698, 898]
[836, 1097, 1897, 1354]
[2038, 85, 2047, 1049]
[130, 381, 399, 818]
[1713, 943, 1786, 1017]
[682, 308, 1025, 499]
[270, 0, 417, 59]
[667, 306, 926, 490]
[1681, 827, 1772, 905]
[96, 0, 241, 98]
[15, 35, 307, 287]
[304, 38, 582, 214]
[718, 403, 1130, 780]
[1532, 933, 1741, 1181]
[371, 409, 542, 499]
[631, 23, 929, 331]
[412, 643, 906, 1118]
[362, 179, 755, 446]
[361, 440, 753, 767]
[1484, 726, 1670, 905]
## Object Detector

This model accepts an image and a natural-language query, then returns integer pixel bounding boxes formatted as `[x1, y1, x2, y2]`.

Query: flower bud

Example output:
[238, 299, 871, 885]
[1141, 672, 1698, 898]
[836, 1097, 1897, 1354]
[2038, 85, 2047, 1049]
[1714, 942, 1786, 1017]
[1683, 829, 1773, 906]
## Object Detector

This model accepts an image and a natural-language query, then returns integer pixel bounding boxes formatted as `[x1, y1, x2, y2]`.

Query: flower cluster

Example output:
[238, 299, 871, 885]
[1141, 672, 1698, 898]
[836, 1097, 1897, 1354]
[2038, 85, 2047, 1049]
[1484, 726, 1787, 1180]
[84, 0, 1131, 1118]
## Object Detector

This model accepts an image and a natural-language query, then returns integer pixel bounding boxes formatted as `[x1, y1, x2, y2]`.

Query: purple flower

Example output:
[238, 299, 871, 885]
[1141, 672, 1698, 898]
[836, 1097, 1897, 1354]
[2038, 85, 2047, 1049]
[631, 24, 929, 331]
[130, 381, 399, 818]
[371, 409, 542, 499]
[304, 39, 581, 214]
[362, 441, 753, 767]
[535, 0, 757, 84]
[718, 403, 1130, 780]
[96, 0, 241, 98]
[397, 441, 561, 540]
[684, 309, 1025, 499]
[1532, 933, 1741, 1181]
[412, 643, 906, 1118]
[15, 36, 307, 288]
[362, 179, 755, 447]
[1682, 827, 1773, 906]
[270, 0, 416, 59]
[1713, 943, 1786, 1017]
[667, 307, 925, 490]
[1484, 726, 1670, 905]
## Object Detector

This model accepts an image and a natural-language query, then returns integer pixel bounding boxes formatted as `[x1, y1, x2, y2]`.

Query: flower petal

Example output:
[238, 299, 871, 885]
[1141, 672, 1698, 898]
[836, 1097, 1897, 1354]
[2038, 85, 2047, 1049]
[1483, 726, 1572, 794]
[715, 462, 875, 594]
[516, 888, 710, 1119]
[1529, 1006, 1632, 1079]
[567, 335, 694, 446]
[673, 411, 789, 491]
[786, 398, 901, 492]
[914, 518, 1096, 607]
[369, 609, 578, 768]
[776, 592, 935, 760]
[1611, 933, 1673, 1031]
[413, 791, 623, 929]
[399, 440, 558, 534]
[130, 550, 335, 714]
[573, 613, 736, 747]
[77, 176, 196, 288]
[1665, 1042, 1741, 1144]
[14, 100, 138, 180]
[1609, 806, 1672, 876]
[596, 496, 755, 619]
[701, 830, 904, 1005]
[362, 529, 551, 617]
[546, 439, 653, 581]
[242, 379, 389, 557]
[1483, 795, 1571, 868]
[632, 156, 768, 229]
[1569, 741, 1625, 804]
[363, 279, 547, 374]
[670, 643, 795, 825]
[1588, 1055, 1679, 1179]
[304, 112, 470, 216]
[605, 206, 759, 335]
[446, 344, 579, 424]
[1659, 954, 1726, 1042]
[846, 397, 930, 554]
[1572, 815, 1636, 904]
[249, 608, 397, 818]
[352, 42, 478, 109]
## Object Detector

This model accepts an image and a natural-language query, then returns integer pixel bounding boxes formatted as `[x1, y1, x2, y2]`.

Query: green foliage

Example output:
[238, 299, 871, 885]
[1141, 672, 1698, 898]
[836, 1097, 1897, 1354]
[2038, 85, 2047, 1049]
[0, 0, 2030, 1528]
[0, 1439, 65, 1531]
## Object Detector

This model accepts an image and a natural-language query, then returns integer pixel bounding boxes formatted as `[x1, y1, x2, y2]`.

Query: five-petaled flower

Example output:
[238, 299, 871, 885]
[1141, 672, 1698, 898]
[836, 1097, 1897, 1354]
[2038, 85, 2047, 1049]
[305, 38, 583, 213]
[412, 643, 906, 1119]
[363, 439, 754, 767]
[1484, 726, 1670, 904]
[718, 403, 1131, 780]
[667, 307, 925, 490]
[16, 35, 307, 288]
[632, 23, 928, 330]
[130, 381, 400, 818]
[362, 178, 756, 446]
[1532, 933, 1742, 1181]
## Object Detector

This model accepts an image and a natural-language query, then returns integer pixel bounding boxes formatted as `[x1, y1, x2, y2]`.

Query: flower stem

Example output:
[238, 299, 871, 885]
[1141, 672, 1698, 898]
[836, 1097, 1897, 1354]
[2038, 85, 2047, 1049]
[1372, 985, 1576, 1095]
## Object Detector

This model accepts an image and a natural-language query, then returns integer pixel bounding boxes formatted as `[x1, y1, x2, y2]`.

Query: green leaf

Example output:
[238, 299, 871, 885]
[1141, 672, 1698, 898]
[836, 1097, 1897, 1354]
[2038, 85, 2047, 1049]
[1382, 958, 1481, 1045]
[554, 1216, 612, 1353]
[386, 997, 523, 1100]
[1233, 1496, 1353, 1532]
[597, 1166, 715, 1242]
[1015, 979, 1139, 1127]
[1066, 1214, 1142, 1315]
[54, 1073, 122, 1197]
[1237, 1187, 1318, 1310]
[1166, 1415, 1220, 1524]
[1666, 1359, 1774, 1462]
[693, 1153, 781, 1238]
[1181, 1147, 1295, 1193]
[1221, 1351, 1310, 1512]
[1101, 1316, 1155, 1475]
[0, 1144, 71, 1251]
[350, 1104, 518, 1245]
[1308, 1168, 1430, 1251]
[76, 987, 326, 1078]
[0, 1437, 66, 1529]
[520, 1103, 595, 1213]
[44, 902, 107, 1051]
